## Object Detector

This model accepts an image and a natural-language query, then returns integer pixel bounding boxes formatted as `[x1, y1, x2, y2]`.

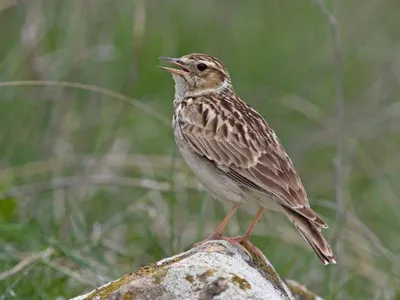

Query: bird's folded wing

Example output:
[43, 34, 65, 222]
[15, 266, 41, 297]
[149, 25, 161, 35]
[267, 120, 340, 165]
[177, 102, 324, 224]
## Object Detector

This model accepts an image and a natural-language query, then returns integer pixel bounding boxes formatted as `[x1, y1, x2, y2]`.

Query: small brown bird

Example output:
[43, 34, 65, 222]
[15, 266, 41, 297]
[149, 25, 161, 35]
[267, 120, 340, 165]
[159, 53, 336, 265]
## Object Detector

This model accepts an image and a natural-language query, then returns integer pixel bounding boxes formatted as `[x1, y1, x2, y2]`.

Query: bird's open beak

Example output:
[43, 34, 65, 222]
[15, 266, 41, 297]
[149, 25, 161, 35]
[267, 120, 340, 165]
[158, 57, 190, 75]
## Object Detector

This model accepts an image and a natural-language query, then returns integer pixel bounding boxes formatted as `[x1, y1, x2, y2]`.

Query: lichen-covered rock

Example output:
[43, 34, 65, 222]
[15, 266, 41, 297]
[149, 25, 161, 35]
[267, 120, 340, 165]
[70, 240, 323, 300]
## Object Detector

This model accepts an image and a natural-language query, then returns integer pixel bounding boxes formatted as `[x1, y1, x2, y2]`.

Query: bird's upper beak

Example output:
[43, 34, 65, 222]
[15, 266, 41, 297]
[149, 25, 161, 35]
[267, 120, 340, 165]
[158, 57, 190, 76]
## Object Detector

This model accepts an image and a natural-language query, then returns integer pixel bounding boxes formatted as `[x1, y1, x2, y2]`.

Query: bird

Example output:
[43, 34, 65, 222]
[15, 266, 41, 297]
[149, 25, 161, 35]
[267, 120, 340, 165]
[158, 53, 336, 265]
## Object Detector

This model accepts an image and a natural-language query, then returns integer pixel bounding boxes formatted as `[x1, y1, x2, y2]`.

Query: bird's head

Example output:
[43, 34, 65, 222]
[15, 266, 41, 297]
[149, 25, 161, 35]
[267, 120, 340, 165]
[159, 53, 232, 98]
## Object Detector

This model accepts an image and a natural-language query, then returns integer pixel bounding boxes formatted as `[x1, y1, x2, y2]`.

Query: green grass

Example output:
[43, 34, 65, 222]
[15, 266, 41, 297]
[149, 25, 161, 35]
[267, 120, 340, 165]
[0, 0, 399, 299]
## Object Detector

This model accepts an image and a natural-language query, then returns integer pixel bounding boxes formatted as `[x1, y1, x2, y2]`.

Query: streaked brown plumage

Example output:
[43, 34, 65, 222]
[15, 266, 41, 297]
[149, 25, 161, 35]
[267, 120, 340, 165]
[159, 53, 336, 265]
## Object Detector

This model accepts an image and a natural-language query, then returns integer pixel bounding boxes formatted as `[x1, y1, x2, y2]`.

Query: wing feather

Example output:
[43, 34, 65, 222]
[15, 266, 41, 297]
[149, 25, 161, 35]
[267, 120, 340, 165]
[176, 98, 327, 227]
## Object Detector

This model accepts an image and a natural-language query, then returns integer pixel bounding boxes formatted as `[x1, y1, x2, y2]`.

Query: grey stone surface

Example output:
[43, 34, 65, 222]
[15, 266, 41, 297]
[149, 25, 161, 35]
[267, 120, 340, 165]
[70, 240, 323, 300]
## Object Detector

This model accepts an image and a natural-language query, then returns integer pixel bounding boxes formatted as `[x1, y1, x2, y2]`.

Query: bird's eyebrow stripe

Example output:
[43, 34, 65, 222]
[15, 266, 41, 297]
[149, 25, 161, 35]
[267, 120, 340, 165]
[184, 54, 228, 76]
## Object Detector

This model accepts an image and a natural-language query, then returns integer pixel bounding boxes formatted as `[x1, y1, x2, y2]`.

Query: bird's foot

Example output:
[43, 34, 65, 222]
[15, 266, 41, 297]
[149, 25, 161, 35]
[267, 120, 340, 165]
[193, 234, 264, 259]
[192, 233, 243, 248]
[229, 235, 264, 258]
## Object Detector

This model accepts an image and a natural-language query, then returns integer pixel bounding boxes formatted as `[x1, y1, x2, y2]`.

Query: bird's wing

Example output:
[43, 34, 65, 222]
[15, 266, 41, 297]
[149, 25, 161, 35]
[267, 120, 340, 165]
[177, 98, 327, 228]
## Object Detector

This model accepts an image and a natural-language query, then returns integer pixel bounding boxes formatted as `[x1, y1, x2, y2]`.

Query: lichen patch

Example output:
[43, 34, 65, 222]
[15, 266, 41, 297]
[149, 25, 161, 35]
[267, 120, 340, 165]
[285, 279, 318, 300]
[153, 268, 169, 284]
[185, 274, 195, 284]
[239, 241, 290, 299]
[86, 274, 134, 300]
[230, 273, 251, 290]
[198, 277, 229, 300]
[86, 250, 192, 299]
[197, 269, 217, 282]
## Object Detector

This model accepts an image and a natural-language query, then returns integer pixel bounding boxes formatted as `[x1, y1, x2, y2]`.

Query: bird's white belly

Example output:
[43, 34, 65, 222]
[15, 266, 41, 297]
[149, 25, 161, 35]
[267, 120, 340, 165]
[175, 137, 246, 205]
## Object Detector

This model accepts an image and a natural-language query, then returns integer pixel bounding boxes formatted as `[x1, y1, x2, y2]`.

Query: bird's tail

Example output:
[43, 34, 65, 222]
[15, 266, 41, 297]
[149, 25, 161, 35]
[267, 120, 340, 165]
[282, 206, 337, 265]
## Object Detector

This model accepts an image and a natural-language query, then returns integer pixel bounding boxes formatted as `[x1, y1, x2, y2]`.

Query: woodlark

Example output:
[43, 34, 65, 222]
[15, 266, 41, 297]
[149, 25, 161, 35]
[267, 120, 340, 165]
[159, 53, 336, 265]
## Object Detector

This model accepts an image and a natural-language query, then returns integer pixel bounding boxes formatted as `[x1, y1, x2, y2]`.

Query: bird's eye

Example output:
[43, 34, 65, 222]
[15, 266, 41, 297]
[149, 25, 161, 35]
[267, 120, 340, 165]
[197, 63, 207, 72]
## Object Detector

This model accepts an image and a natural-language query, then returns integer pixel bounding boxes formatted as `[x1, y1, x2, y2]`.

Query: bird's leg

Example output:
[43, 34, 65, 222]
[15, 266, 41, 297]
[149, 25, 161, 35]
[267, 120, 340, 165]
[193, 204, 240, 247]
[232, 207, 265, 257]
[212, 204, 240, 238]
[241, 207, 265, 241]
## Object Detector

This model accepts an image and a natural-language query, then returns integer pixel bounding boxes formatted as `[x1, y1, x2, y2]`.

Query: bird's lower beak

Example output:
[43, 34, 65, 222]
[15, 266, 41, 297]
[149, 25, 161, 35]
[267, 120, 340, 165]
[158, 57, 190, 76]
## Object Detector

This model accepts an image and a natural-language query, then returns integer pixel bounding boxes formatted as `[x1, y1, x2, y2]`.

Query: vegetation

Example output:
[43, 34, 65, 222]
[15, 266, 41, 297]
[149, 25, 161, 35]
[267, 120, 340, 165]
[0, 1, 399, 299]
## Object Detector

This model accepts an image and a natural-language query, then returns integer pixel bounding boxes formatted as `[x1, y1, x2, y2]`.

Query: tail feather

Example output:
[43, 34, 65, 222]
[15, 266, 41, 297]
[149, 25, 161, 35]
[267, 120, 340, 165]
[282, 206, 337, 265]
[296, 206, 328, 229]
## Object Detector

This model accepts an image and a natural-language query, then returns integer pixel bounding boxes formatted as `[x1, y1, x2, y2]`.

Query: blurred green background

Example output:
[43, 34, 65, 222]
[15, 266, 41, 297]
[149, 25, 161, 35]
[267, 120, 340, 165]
[0, 0, 399, 299]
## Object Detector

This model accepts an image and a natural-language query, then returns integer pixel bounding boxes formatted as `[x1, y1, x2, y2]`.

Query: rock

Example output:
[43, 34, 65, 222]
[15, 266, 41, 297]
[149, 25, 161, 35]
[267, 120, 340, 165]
[70, 240, 323, 300]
